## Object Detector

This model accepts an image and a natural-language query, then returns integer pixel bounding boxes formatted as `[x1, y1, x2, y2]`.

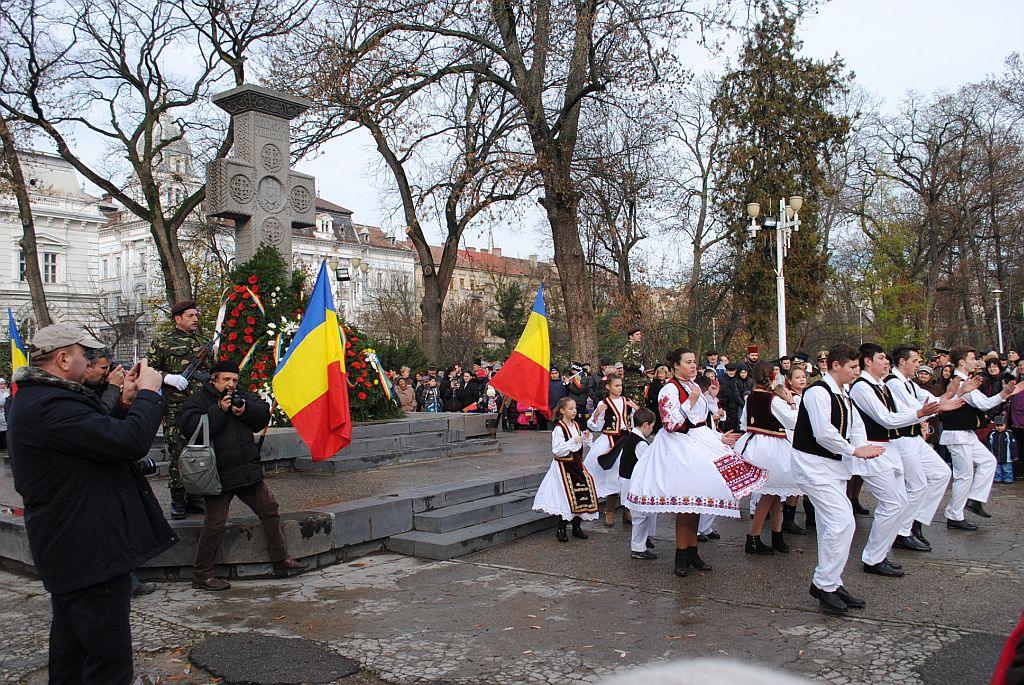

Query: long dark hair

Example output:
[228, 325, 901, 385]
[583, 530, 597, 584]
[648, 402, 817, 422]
[751, 360, 774, 389]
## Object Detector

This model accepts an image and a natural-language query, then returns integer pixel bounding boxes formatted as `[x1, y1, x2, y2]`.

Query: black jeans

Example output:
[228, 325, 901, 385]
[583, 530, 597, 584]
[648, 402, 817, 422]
[49, 573, 133, 684]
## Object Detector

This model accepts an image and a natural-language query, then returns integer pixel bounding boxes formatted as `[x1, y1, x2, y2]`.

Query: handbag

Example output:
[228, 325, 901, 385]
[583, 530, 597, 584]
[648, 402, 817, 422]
[179, 414, 222, 497]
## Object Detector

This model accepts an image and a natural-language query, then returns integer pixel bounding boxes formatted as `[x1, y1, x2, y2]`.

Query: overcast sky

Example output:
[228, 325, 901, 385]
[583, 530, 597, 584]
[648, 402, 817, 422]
[294, 0, 1024, 261]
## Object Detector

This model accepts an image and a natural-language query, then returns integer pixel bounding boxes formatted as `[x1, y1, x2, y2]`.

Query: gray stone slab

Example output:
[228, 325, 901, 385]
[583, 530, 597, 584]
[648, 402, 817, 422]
[144, 519, 206, 567]
[0, 515, 32, 565]
[388, 510, 557, 560]
[219, 512, 333, 564]
[353, 421, 413, 439]
[413, 491, 539, 533]
[463, 412, 493, 437]
[189, 633, 359, 684]
[316, 496, 413, 546]
[406, 416, 450, 434]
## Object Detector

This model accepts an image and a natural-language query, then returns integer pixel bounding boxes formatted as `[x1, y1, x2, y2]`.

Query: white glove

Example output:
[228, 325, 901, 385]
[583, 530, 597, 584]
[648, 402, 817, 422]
[163, 373, 189, 391]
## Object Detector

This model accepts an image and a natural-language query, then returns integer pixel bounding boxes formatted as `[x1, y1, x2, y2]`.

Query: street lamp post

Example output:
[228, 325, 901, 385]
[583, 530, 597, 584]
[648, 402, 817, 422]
[746, 196, 803, 357]
[993, 288, 1005, 353]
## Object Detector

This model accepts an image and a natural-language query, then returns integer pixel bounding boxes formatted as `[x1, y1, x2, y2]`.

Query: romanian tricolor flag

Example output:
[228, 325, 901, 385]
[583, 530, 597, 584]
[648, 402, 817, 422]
[8, 308, 27, 372]
[272, 262, 351, 460]
[488, 284, 551, 418]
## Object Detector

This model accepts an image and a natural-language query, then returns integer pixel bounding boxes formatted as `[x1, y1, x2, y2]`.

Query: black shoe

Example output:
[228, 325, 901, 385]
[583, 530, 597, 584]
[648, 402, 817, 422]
[835, 585, 866, 609]
[809, 585, 848, 616]
[646, 538, 655, 549]
[571, 519, 588, 539]
[687, 546, 712, 572]
[696, 533, 709, 542]
[965, 500, 992, 518]
[170, 488, 187, 520]
[673, 549, 688, 577]
[782, 504, 807, 535]
[771, 531, 790, 553]
[851, 498, 870, 516]
[556, 524, 568, 542]
[884, 557, 903, 570]
[631, 550, 657, 560]
[131, 580, 157, 597]
[893, 534, 931, 552]
[946, 518, 979, 531]
[863, 560, 905, 577]
[745, 534, 775, 555]
[911, 521, 931, 547]
[707, 530, 721, 540]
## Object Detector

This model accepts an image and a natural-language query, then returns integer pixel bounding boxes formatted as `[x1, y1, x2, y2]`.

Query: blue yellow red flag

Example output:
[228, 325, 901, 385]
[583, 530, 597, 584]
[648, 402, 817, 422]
[272, 262, 351, 460]
[8, 308, 27, 372]
[488, 284, 551, 418]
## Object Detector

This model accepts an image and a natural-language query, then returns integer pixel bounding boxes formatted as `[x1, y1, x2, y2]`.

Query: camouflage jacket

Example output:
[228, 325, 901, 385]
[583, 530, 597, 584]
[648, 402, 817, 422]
[148, 327, 210, 410]
[620, 340, 646, 375]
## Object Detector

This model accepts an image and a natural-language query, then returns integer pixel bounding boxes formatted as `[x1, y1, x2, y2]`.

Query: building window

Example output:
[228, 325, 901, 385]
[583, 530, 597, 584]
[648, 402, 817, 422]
[102, 258, 108, 278]
[18, 252, 25, 281]
[43, 253, 57, 284]
[459, 278, 465, 289]
[115, 256, 122, 277]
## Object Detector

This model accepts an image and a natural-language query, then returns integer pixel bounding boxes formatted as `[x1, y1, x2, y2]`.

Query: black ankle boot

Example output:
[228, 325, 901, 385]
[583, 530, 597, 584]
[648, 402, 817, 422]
[851, 497, 870, 515]
[781, 504, 806, 535]
[673, 548, 688, 577]
[911, 520, 931, 547]
[772, 530, 790, 553]
[556, 522, 568, 542]
[170, 487, 187, 520]
[745, 534, 776, 555]
[687, 546, 712, 572]
[571, 516, 588, 539]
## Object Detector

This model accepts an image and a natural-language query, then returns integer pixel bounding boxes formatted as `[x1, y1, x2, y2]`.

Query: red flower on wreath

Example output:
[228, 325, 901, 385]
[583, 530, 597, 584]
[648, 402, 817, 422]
[244, 335, 254, 344]
[251, 284, 259, 293]
[244, 327, 254, 334]
[255, 362, 266, 371]
[345, 341, 351, 349]
[247, 274, 258, 285]
[347, 350, 355, 357]
[250, 384, 258, 391]
[229, 293, 237, 301]
[226, 344, 236, 352]
[247, 316, 256, 325]
[357, 392, 367, 400]
[227, 319, 237, 328]
[228, 332, 238, 341]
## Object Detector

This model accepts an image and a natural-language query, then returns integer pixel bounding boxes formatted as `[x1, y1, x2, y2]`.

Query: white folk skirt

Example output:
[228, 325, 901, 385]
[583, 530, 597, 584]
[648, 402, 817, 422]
[583, 433, 623, 498]
[533, 460, 600, 521]
[734, 432, 803, 498]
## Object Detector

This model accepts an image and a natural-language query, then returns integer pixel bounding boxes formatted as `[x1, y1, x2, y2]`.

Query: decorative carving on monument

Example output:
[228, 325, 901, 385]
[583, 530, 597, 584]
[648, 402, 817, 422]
[214, 91, 309, 120]
[289, 184, 312, 214]
[262, 217, 284, 245]
[229, 174, 254, 204]
[257, 176, 283, 212]
[260, 143, 283, 172]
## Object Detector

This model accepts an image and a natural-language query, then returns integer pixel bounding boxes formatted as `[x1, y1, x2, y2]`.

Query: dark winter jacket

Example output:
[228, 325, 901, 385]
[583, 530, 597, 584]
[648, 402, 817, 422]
[548, 378, 568, 410]
[7, 366, 175, 594]
[179, 382, 271, 491]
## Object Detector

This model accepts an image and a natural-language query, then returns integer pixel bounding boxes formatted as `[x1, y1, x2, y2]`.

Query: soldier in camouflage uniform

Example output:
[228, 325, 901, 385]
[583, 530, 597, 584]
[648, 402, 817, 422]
[620, 327, 648, 405]
[149, 300, 211, 519]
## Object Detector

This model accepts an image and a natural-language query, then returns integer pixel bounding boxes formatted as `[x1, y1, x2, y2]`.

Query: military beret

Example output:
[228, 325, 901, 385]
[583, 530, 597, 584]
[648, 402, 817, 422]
[171, 300, 198, 317]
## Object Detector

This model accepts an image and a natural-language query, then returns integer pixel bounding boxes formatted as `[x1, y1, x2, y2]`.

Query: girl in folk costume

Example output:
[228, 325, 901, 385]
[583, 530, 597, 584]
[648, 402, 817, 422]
[583, 373, 638, 526]
[782, 366, 811, 535]
[626, 348, 768, 577]
[533, 397, 600, 542]
[735, 361, 803, 556]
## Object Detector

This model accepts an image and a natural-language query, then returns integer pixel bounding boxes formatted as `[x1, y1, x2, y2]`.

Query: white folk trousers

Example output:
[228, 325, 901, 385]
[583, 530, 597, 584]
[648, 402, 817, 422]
[858, 467, 909, 566]
[793, 468, 854, 592]
[944, 437, 996, 521]
[621, 478, 657, 552]
[894, 437, 951, 534]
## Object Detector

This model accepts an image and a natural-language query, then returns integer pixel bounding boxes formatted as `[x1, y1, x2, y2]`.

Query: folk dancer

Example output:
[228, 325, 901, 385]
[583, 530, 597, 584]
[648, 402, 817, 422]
[791, 344, 885, 616]
[941, 346, 1023, 529]
[885, 345, 960, 550]
[604, 407, 659, 560]
[533, 398, 599, 542]
[584, 373, 637, 526]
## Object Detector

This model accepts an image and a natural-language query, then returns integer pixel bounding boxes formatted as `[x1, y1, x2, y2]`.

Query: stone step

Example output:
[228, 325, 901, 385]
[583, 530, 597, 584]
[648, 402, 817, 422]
[385, 510, 557, 560]
[412, 489, 538, 533]
[294, 439, 500, 474]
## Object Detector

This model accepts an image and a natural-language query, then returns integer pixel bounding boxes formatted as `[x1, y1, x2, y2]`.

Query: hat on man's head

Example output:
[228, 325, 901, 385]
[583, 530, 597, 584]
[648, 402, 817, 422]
[210, 360, 240, 375]
[794, 353, 810, 363]
[747, 345, 759, 354]
[29, 323, 104, 355]
[933, 343, 950, 354]
[600, 357, 613, 367]
[994, 415, 1007, 426]
[916, 365, 934, 377]
[171, 299, 198, 317]
[725, 362, 738, 371]
[817, 350, 828, 361]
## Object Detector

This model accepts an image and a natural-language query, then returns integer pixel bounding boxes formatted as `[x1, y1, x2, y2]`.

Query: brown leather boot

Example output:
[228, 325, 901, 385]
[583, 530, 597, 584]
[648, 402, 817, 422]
[273, 558, 308, 577]
[192, 572, 230, 591]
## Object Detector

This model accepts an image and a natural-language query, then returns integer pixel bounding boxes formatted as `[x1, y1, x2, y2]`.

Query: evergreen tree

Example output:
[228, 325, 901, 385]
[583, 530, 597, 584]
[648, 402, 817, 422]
[487, 281, 529, 357]
[714, 3, 852, 351]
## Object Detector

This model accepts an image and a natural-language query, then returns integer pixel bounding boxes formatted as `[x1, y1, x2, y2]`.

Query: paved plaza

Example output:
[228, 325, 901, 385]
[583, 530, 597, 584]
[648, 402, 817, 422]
[1, 431, 1019, 684]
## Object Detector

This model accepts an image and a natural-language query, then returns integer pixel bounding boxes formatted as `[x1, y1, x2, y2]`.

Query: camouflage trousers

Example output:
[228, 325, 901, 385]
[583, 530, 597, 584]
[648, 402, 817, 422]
[163, 416, 186, 490]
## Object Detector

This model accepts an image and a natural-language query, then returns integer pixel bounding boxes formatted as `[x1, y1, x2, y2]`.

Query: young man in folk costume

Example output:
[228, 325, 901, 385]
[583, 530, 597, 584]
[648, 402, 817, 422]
[885, 345, 960, 550]
[849, 343, 953, 577]
[533, 398, 599, 542]
[941, 346, 1024, 529]
[584, 373, 637, 526]
[604, 407, 659, 560]
[791, 344, 885, 616]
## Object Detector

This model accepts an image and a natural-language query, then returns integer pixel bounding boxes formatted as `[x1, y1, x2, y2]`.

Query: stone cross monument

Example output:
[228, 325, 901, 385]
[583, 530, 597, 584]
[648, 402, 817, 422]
[206, 84, 316, 264]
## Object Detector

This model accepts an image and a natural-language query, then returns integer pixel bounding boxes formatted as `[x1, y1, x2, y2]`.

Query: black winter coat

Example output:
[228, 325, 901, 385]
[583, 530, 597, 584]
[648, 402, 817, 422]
[8, 366, 175, 594]
[179, 383, 271, 491]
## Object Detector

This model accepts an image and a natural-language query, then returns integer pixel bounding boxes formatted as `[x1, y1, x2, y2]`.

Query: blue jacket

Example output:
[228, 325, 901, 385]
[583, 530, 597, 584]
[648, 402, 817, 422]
[988, 429, 1018, 464]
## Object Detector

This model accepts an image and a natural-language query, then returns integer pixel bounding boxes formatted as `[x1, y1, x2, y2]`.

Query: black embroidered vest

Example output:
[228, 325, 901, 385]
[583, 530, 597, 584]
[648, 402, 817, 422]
[792, 380, 848, 460]
[851, 377, 899, 442]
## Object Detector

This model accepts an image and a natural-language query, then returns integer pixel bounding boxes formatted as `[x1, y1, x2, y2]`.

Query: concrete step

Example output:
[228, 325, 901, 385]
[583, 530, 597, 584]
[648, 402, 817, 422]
[294, 439, 500, 473]
[412, 489, 538, 533]
[385, 510, 557, 560]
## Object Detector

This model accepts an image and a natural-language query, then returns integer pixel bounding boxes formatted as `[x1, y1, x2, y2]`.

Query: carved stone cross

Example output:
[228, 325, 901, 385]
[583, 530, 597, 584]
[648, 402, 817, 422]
[206, 84, 316, 264]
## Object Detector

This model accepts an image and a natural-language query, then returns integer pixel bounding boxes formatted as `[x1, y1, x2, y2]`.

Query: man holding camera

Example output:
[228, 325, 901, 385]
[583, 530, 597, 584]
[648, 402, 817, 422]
[179, 360, 305, 591]
[8, 324, 175, 684]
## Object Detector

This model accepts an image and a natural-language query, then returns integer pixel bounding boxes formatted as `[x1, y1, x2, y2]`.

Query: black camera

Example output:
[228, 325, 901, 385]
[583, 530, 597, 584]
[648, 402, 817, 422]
[222, 389, 246, 410]
[136, 458, 158, 476]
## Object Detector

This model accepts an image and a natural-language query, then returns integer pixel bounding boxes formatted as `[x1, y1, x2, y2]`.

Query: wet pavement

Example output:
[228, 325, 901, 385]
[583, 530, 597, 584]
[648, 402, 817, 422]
[1, 431, 1021, 684]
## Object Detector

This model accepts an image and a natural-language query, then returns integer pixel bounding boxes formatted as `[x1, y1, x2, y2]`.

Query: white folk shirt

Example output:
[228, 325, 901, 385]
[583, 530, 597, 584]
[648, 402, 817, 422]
[848, 371, 920, 473]
[939, 369, 1004, 446]
[885, 368, 936, 418]
[792, 373, 869, 483]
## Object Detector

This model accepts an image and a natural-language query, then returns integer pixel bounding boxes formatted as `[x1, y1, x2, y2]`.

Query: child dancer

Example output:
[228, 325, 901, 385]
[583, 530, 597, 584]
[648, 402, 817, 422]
[607, 407, 659, 559]
[734, 361, 802, 555]
[584, 373, 637, 526]
[533, 398, 600, 541]
[782, 366, 810, 535]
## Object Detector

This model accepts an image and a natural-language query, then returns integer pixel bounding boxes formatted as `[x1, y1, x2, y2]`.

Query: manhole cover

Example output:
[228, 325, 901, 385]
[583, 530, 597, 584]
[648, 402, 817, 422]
[918, 632, 1004, 685]
[190, 633, 360, 684]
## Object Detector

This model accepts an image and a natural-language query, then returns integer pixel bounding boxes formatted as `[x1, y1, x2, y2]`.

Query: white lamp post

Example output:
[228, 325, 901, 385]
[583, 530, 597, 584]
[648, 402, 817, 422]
[993, 288, 1005, 353]
[746, 196, 803, 357]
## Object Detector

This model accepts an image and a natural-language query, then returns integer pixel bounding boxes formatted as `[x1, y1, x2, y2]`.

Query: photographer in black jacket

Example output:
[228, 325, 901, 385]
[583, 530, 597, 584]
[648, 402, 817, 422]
[179, 360, 305, 591]
[8, 324, 173, 685]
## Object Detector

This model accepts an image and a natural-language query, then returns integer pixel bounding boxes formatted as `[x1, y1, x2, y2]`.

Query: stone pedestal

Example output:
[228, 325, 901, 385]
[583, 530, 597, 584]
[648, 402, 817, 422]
[206, 84, 316, 264]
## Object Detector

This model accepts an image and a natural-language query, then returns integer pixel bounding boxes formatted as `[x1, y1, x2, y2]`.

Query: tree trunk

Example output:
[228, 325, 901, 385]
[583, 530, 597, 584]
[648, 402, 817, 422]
[0, 114, 51, 327]
[420, 272, 444, 364]
[148, 207, 193, 304]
